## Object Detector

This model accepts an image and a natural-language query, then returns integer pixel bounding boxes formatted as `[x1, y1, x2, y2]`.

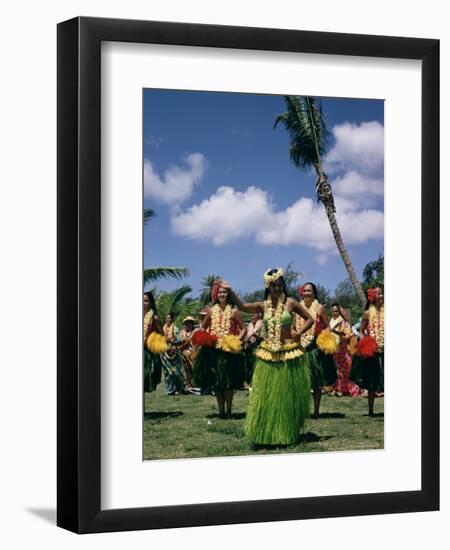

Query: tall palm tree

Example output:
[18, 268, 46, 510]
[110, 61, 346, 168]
[199, 273, 220, 306]
[274, 96, 366, 306]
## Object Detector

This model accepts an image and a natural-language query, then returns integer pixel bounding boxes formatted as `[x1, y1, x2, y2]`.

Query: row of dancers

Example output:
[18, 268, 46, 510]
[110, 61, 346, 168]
[144, 269, 384, 446]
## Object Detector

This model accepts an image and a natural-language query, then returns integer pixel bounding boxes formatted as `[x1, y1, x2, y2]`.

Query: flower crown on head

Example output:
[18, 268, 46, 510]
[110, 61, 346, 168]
[264, 268, 284, 288]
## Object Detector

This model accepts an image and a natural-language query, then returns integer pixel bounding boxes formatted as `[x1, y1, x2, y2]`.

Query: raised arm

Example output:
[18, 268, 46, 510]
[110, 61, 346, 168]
[215, 279, 264, 315]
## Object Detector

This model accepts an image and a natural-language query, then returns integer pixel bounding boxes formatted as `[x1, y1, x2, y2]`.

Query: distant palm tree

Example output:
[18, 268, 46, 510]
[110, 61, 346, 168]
[274, 96, 366, 306]
[199, 274, 220, 306]
[156, 285, 202, 325]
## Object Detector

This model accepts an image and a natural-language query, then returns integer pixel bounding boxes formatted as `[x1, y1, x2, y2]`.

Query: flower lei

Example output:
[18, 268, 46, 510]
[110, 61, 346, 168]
[210, 303, 232, 349]
[264, 294, 285, 352]
[296, 299, 320, 348]
[368, 305, 384, 351]
[143, 309, 154, 336]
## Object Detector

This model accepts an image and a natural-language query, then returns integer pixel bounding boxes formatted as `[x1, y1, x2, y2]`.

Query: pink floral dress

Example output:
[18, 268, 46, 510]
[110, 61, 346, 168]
[332, 320, 361, 397]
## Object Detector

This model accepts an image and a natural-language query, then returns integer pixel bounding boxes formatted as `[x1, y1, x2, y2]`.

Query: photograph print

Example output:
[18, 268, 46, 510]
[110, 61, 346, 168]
[142, 90, 384, 461]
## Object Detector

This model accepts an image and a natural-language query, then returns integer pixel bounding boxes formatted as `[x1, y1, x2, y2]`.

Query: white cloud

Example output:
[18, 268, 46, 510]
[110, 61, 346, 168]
[325, 121, 384, 178]
[144, 153, 206, 204]
[331, 170, 384, 208]
[171, 186, 271, 245]
[168, 120, 384, 254]
[171, 185, 384, 252]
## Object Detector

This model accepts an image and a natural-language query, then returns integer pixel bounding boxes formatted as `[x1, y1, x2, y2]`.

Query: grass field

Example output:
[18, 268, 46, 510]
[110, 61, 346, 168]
[144, 385, 384, 460]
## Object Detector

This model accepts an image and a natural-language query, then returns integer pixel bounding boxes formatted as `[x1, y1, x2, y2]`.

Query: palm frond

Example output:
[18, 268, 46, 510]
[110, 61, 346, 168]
[143, 208, 156, 225]
[274, 96, 330, 169]
[199, 273, 220, 305]
[143, 266, 190, 284]
[156, 285, 193, 320]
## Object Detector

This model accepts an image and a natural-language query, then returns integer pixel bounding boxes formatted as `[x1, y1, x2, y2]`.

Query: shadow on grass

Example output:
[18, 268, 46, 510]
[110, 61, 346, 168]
[206, 412, 247, 420]
[299, 431, 333, 443]
[144, 411, 183, 419]
[312, 412, 346, 419]
[250, 432, 333, 450]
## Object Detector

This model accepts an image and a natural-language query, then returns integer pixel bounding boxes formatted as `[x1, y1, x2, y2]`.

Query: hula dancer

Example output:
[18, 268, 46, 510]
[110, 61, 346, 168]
[179, 316, 200, 393]
[219, 269, 314, 446]
[143, 291, 163, 395]
[351, 287, 384, 416]
[329, 303, 361, 397]
[161, 313, 187, 395]
[295, 283, 337, 419]
[192, 284, 246, 418]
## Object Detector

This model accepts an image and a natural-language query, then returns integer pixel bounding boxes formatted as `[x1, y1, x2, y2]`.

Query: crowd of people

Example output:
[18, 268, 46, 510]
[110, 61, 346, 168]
[143, 269, 385, 446]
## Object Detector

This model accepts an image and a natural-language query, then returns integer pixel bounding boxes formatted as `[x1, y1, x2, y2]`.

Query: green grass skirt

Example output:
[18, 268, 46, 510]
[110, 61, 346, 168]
[245, 354, 311, 445]
[193, 347, 246, 392]
[350, 352, 384, 392]
[304, 344, 337, 389]
[144, 349, 162, 393]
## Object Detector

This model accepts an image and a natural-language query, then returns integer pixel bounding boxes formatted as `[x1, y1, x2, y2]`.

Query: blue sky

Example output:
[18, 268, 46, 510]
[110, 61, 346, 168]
[143, 90, 384, 298]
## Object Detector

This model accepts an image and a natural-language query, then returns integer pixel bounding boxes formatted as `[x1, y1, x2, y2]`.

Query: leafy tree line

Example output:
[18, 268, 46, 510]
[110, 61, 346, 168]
[147, 255, 383, 328]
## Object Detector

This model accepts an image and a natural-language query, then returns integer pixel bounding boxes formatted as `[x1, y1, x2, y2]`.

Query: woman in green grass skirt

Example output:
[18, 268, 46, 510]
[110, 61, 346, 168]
[192, 284, 246, 418]
[295, 282, 337, 418]
[350, 287, 384, 416]
[219, 269, 314, 446]
[143, 291, 163, 394]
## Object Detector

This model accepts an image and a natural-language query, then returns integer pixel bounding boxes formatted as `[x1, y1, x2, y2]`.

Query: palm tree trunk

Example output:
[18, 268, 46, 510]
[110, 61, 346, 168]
[325, 208, 366, 307]
[315, 165, 366, 307]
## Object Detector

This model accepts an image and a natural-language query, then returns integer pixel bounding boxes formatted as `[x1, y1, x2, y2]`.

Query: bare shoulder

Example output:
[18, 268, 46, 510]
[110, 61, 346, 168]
[232, 306, 242, 317]
[286, 297, 301, 312]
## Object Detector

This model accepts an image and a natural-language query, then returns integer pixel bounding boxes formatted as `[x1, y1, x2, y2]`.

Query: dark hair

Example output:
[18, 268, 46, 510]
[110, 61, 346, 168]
[302, 281, 318, 299]
[213, 286, 234, 306]
[331, 302, 340, 310]
[166, 312, 175, 320]
[264, 269, 288, 300]
[144, 291, 157, 314]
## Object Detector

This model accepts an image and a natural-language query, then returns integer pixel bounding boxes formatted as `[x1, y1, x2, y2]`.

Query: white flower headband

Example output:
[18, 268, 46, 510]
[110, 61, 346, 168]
[264, 268, 284, 288]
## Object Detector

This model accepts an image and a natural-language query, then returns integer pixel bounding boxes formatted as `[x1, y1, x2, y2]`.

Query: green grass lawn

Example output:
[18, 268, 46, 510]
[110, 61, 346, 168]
[144, 385, 384, 460]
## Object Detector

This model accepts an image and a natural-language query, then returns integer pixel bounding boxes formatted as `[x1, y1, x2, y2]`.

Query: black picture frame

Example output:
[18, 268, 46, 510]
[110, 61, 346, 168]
[57, 16, 439, 534]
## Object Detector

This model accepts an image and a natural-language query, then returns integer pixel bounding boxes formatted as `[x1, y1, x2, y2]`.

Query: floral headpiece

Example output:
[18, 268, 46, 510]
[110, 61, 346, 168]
[367, 288, 377, 303]
[298, 284, 306, 296]
[264, 268, 284, 288]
